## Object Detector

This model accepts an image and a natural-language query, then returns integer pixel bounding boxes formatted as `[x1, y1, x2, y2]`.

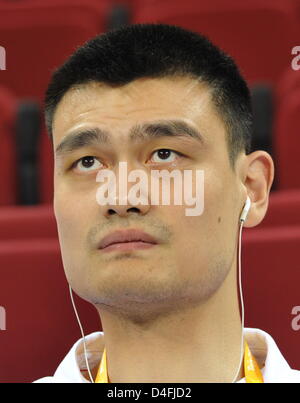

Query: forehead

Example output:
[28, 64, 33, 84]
[52, 76, 225, 147]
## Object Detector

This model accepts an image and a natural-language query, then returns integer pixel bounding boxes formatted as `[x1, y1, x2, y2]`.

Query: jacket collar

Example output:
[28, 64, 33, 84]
[52, 327, 297, 383]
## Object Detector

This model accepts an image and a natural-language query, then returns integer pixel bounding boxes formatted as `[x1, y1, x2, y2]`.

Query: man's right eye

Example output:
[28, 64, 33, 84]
[72, 156, 103, 173]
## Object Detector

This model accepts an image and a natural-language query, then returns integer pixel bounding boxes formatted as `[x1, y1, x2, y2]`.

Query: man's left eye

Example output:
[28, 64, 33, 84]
[150, 149, 182, 163]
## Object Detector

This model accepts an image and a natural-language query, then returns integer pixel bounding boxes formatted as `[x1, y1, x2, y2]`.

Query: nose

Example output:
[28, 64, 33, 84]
[96, 162, 151, 218]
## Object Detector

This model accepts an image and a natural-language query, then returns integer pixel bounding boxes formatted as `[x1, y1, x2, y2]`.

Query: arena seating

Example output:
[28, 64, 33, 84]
[1, 0, 299, 203]
[0, 204, 57, 240]
[0, 0, 111, 100]
[274, 70, 300, 190]
[243, 225, 300, 370]
[0, 0, 111, 203]
[132, 0, 298, 85]
[262, 189, 300, 227]
[0, 238, 100, 383]
[0, 85, 17, 205]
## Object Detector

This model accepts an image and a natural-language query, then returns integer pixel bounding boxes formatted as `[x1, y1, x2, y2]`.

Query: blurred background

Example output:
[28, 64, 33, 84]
[0, 0, 299, 382]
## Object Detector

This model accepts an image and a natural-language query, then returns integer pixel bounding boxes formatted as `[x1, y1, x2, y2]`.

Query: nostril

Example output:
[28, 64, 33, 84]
[106, 207, 141, 216]
[127, 207, 140, 213]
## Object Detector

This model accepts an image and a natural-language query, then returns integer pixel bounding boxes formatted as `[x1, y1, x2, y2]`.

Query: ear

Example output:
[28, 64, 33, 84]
[242, 150, 275, 228]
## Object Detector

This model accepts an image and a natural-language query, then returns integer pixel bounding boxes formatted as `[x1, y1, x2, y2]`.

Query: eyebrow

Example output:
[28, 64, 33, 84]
[55, 119, 204, 157]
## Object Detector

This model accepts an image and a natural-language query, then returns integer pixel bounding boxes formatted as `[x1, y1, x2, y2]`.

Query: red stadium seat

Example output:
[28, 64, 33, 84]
[276, 68, 300, 101]
[274, 86, 300, 190]
[0, 0, 111, 100]
[0, 0, 111, 204]
[293, 0, 300, 37]
[243, 225, 300, 370]
[0, 204, 57, 240]
[0, 238, 100, 383]
[133, 0, 298, 85]
[0, 85, 17, 205]
[261, 189, 300, 228]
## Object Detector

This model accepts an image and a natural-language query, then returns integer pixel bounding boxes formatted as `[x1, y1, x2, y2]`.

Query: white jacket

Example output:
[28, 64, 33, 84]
[34, 328, 300, 383]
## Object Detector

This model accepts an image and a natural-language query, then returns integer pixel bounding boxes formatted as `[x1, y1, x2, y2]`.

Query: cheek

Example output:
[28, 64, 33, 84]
[54, 177, 98, 239]
[53, 184, 88, 251]
[55, 203, 78, 255]
[164, 175, 229, 265]
[159, 204, 208, 265]
[53, 192, 94, 288]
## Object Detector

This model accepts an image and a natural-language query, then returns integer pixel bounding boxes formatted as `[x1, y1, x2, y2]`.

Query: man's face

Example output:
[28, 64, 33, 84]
[52, 76, 244, 319]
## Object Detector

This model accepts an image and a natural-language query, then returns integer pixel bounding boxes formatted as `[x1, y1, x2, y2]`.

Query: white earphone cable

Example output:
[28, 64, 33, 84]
[231, 219, 245, 383]
[69, 284, 95, 383]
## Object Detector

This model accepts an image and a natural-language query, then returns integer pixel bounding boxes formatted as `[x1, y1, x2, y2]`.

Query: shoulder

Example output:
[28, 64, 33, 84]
[245, 327, 300, 383]
[286, 369, 300, 383]
[33, 377, 63, 383]
[32, 331, 104, 383]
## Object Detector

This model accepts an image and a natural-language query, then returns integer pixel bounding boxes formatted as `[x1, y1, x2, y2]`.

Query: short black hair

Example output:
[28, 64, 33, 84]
[45, 23, 252, 169]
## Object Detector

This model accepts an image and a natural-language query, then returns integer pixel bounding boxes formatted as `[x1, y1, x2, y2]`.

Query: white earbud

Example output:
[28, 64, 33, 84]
[240, 195, 251, 223]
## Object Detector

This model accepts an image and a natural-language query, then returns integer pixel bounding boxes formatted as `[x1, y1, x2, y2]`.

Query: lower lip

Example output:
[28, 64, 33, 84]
[100, 241, 157, 253]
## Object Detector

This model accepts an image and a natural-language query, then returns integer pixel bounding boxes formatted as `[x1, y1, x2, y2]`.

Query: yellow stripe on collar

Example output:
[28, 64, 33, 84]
[244, 340, 264, 383]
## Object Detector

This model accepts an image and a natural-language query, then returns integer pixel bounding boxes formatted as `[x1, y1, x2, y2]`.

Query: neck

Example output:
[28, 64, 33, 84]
[94, 265, 244, 383]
